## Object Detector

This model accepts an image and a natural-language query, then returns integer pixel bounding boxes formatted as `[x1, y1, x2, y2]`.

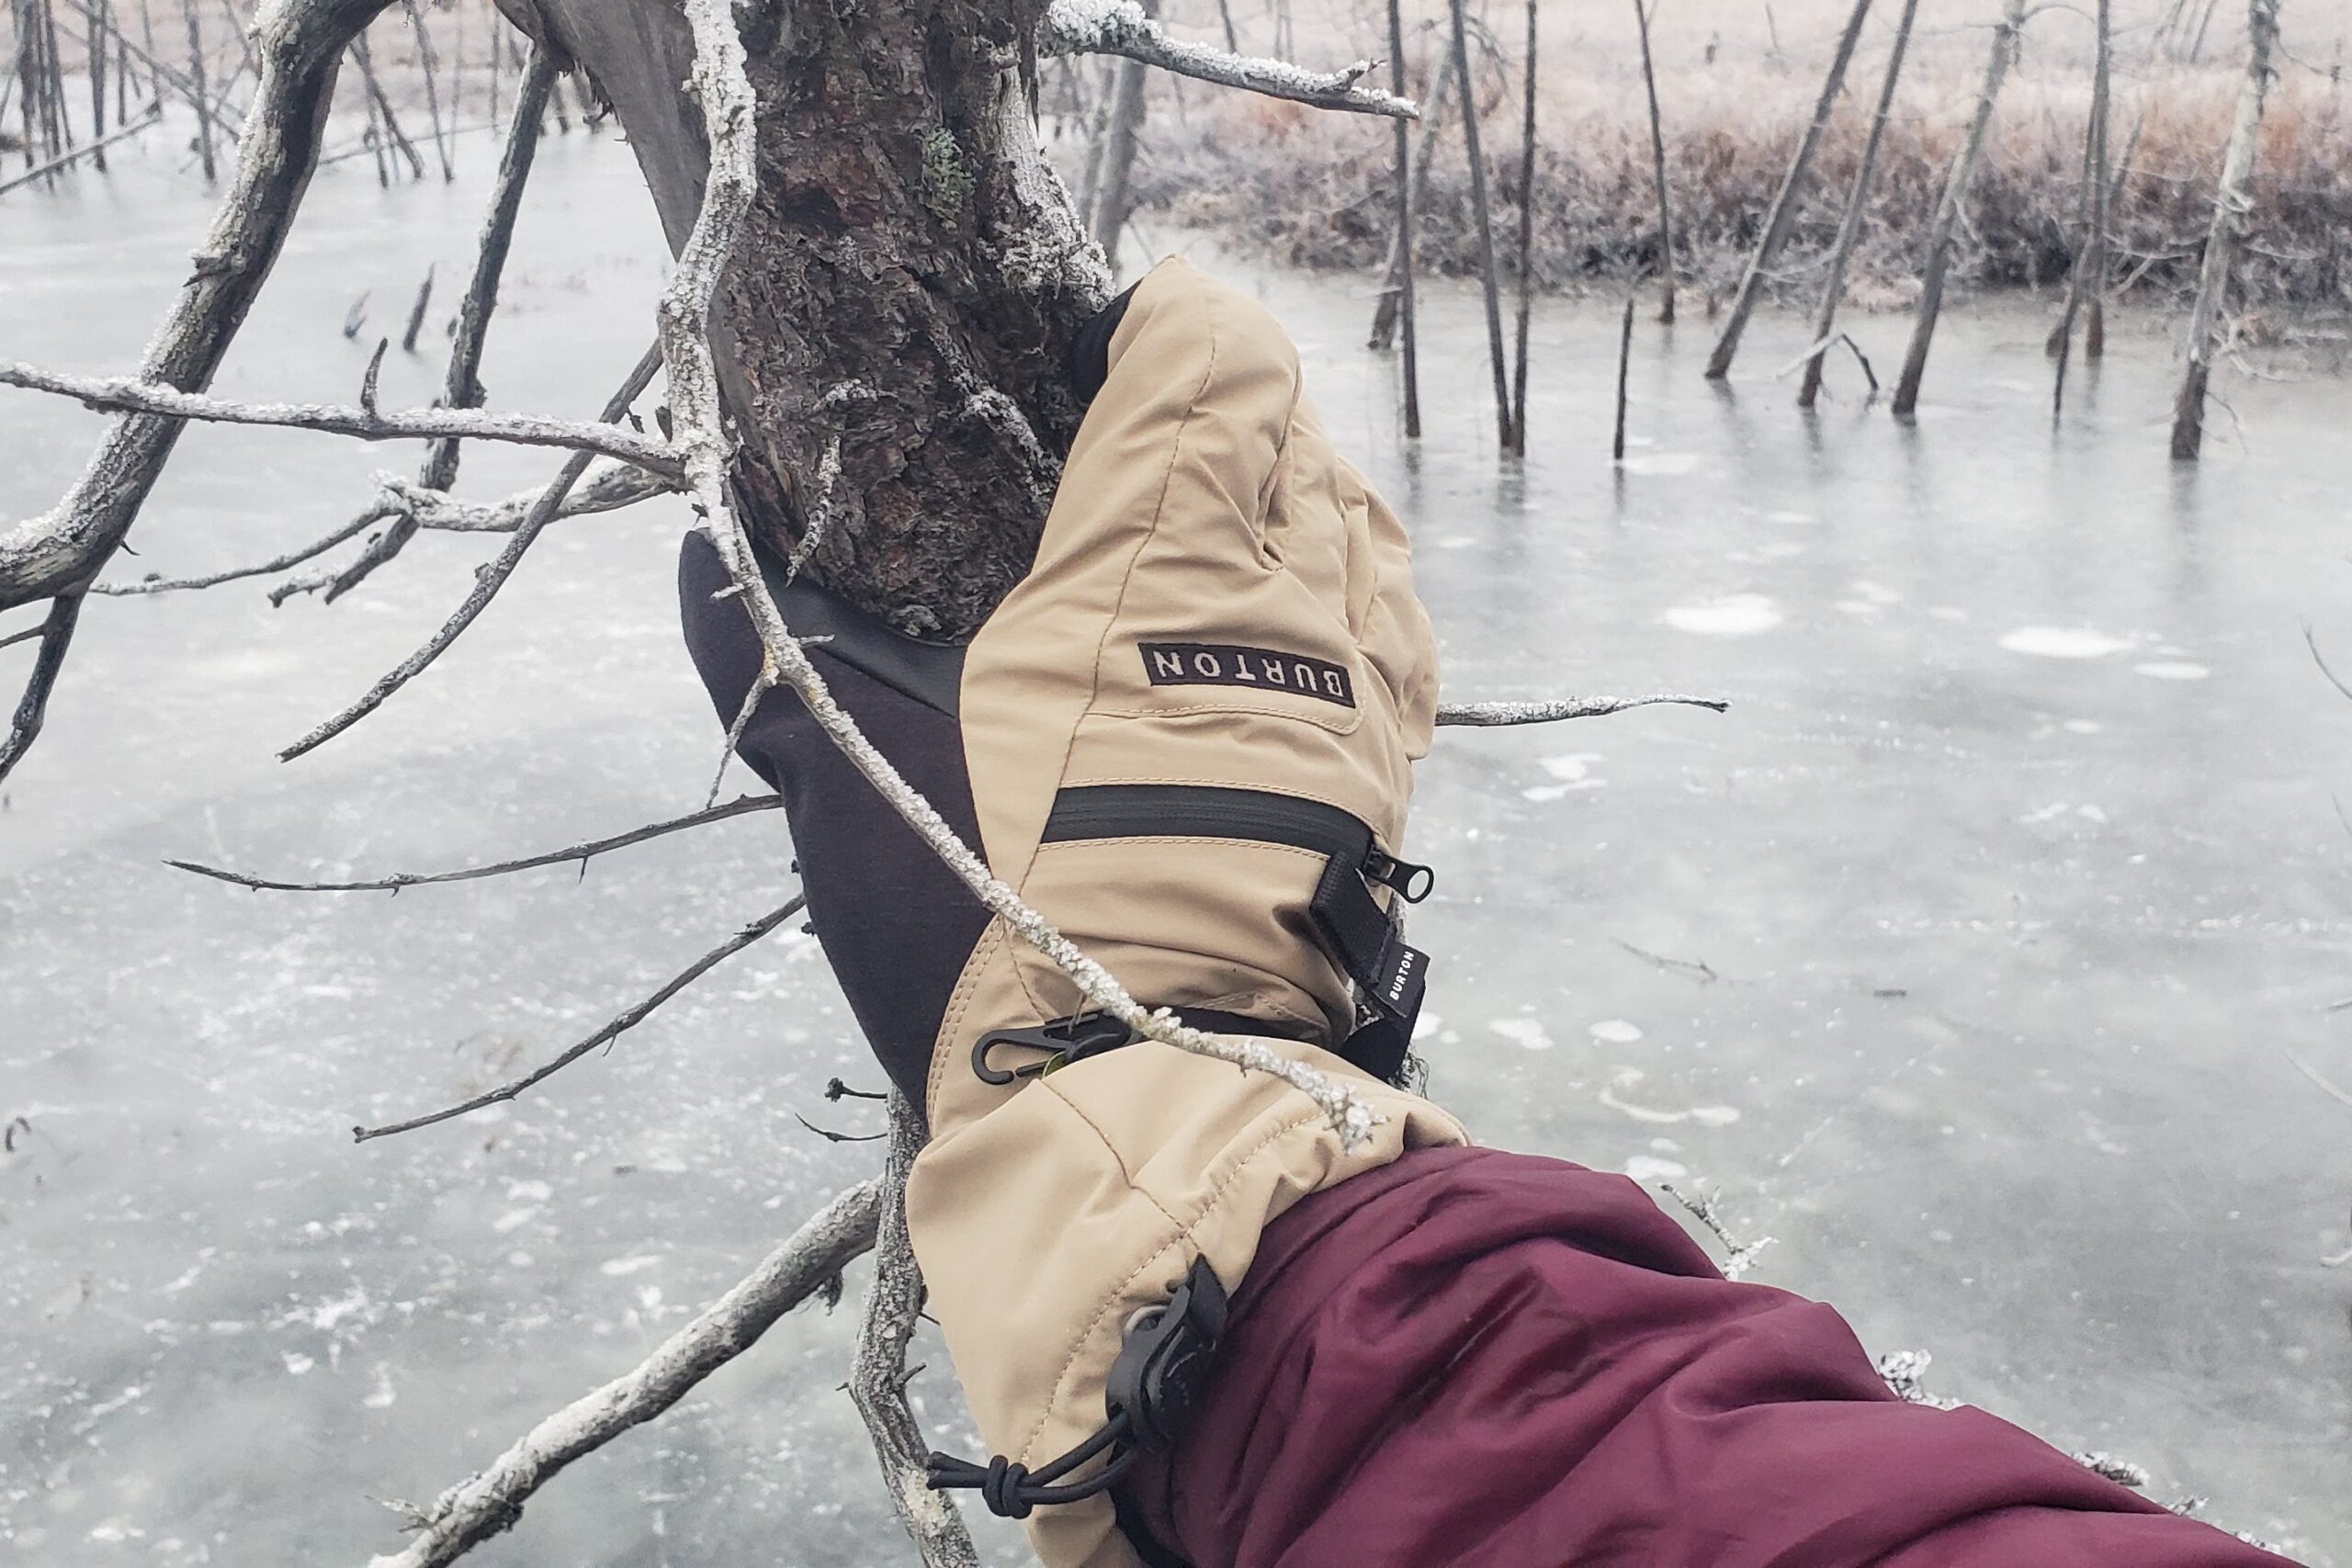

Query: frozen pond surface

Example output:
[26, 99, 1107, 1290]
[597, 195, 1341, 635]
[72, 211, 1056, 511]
[4, 136, 2347, 1566]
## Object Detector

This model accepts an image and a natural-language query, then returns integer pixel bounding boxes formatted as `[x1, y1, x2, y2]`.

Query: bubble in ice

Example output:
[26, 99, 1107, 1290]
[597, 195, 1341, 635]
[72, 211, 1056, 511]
[2133, 661, 2209, 681]
[1589, 1019, 1645, 1043]
[598, 1254, 663, 1277]
[1997, 626, 2132, 659]
[1664, 594, 1782, 637]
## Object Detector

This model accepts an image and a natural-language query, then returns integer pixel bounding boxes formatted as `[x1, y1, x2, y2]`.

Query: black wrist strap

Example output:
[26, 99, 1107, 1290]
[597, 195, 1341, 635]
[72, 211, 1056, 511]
[925, 1258, 1228, 1521]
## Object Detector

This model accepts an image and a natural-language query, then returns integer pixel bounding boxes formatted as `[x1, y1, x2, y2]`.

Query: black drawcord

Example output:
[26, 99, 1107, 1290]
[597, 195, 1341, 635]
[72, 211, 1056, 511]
[925, 1410, 1138, 1519]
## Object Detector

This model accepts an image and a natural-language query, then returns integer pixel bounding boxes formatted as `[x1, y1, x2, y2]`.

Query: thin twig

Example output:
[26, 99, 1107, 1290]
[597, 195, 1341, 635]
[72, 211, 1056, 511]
[1659, 1180, 1774, 1280]
[849, 1095, 980, 1565]
[2288, 1052, 2352, 1111]
[2303, 621, 2352, 704]
[279, 344, 665, 761]
[665, 0, 1382, 1145]
[1435, 694, 1728, 725]
[1040, 0, 1416, 118]
[0, 362, 681, 477]
[351, 895, 805, 1143]
[363, 1178, 881, 1568]
[796, 1113, 887, 1145]
[1613, 937, 1720, 983]
[91, 503, 395, 596]
[165, 793, 782, 893]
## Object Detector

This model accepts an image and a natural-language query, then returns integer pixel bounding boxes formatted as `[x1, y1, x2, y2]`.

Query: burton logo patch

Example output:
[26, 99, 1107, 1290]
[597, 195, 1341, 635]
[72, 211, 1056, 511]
[1138, 642, 1356, 708]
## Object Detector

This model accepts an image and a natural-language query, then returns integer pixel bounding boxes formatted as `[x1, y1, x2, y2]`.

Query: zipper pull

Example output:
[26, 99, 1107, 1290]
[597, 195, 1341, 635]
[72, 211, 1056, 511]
[1363, 847, 1434, 904]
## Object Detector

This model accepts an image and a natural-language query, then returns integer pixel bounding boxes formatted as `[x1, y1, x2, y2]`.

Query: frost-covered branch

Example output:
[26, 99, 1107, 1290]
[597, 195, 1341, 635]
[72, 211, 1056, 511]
[0, 362, 681, 479]
[385, 462, 678, 533]
[363, 1177, 882, 1568]
[166, 793, 782, 893]
[666, 0, 1380, 1146]
[850, 1096, 980, 1566]
[278, 345, 665, 761]
[1040, 0, 1417, 118]
[91, 502, 398, 596]
[350, 894, 805, 1143]
[1436, 694, 1730, 726]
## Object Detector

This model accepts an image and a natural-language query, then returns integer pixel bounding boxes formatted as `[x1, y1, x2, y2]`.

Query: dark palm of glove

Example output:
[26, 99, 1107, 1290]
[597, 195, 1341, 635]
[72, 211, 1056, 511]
[679, 258, 1438, 1114]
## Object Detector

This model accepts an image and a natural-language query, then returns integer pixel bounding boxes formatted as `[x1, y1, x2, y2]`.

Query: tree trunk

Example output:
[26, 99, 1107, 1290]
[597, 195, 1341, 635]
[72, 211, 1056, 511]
[1089, 0, 1155, 268]
[1508, 0, 1537, 453]
[1890, 0, 2025, 417]
[1799, 0, 1917, 408]
[1447, 0, 1513, 449]
[1704, 0, 1873, 380]
[2049, 0, 2110, 413]
[1384, 0, 1420, 437]
[506, 0, 1105, 635]
[1368, 40, 1453, 351]
[1633, 0, 1675, 323]
[2170, 0, 2279, 460]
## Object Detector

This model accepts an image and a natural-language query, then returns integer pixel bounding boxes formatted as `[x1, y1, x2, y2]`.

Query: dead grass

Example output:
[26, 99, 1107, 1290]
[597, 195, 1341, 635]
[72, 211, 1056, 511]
[1118, 1, 2352, 312]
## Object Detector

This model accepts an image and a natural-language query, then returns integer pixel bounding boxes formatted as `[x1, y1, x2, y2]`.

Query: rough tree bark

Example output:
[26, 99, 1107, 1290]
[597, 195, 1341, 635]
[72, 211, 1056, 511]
[502, 0, 1104, 637]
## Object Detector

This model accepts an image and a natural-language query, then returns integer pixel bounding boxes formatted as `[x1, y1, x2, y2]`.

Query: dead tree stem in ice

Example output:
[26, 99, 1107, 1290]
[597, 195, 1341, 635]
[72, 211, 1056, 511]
[2169, 0, 2278, 461]
[1634, 0, 1676, 323]
[1447, 0, 1512, 448]
[1086, 0, 1154, 257]
[1507, 0, 1537, 454]
[169, 791, 781, 893]
[1799, 0, 1917, 409]
[351, 893, 806, 1142]
[350, 23, 424, 179]
[1891, 0, 2027, 418]
[279, 344, 664, 759]
[1370, 36, 1451, 352]
[1039, 0, 1417, 118]
[401, 0, 451, 178]
[1382, 0, 1420, 434]
[362, 1178, 882, 1568]
[2051, 0, 2113, 417]
[325, 45, 559, 602]
[1611, 293, 1635, 459]
[0, 102, 159, 193]
[1705, 0, 1874, 380]
[399, 265, 434, 353]
[850, 1096, 981, 1566]
[177, 0, 215, 178]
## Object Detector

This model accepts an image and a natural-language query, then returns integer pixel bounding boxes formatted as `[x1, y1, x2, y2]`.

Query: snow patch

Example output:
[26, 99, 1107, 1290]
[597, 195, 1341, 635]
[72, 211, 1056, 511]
[1998, 626, 2132, 659]
[1589, 1019, 1645, 1043]
[2133, 660, 2209, 681]
[1623, 1155, 1689, 1181]
[1665, 594, 1782, 637]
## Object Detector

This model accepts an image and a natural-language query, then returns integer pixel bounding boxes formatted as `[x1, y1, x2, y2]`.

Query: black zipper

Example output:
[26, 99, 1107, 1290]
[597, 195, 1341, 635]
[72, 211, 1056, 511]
[1041, 784, 1431, 902]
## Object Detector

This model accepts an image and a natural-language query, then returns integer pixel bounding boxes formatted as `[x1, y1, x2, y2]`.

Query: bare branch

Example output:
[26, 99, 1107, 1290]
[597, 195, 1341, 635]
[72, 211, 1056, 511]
[165, 793, 783, 893]
[2288, 1052, 2352, 1112]
[389, 462, 678, 534]
[1039, 0, 1417, 118]
[91, 502, 396, 596]
[850, 1096, 980, 1565]
[329, 48, 563, 602]
[364, 1177, 881, 1568]
[0, 362, 681, 479]
[706, 659, 775, 809]
[351, 895, 804, 1142]
[1435, 694, 1729, 725]
[668, 0, 1380, 1147]
[1659, 1180, 1775, 1280]
[279, 345, 666, 761]
[0, 592, 85, 784]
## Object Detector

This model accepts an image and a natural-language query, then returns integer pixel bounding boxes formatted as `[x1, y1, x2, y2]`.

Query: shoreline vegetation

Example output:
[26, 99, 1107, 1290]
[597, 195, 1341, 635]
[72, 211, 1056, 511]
[1102, 0, 2350, 324]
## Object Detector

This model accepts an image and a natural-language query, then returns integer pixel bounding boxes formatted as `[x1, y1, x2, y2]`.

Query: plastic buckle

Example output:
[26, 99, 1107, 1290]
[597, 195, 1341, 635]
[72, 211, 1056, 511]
[970, 1011, 1141, 1086]
[1104, 1257, 1229, 1452]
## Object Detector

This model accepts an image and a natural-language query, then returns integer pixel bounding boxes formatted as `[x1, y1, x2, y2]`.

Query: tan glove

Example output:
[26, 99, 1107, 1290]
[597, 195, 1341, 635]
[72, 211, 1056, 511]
[904, 258, 1468, 1568]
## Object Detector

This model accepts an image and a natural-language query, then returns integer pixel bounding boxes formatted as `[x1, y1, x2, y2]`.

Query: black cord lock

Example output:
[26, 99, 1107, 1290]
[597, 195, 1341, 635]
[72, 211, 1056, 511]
[925, 1258, 1228, 1518]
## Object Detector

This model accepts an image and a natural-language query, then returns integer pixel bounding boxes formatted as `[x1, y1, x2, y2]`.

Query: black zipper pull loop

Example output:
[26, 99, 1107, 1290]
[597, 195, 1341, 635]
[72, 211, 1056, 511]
[1363, 847, 1435, 904]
